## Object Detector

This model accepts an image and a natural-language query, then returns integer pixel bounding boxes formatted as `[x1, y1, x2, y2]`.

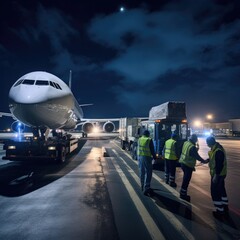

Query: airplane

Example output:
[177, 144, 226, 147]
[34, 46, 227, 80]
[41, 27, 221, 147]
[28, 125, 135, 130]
[0, 71, 119, 138]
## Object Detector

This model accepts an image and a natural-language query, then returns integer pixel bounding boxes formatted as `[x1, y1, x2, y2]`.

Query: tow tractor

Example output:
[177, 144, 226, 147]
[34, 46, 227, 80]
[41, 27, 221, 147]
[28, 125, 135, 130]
[2, 132, 78, 163]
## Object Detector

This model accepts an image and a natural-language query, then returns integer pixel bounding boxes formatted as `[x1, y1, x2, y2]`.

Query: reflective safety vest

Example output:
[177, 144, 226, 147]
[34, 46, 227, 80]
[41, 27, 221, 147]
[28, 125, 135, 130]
[208, 143, 227, 177]
[164, 139, 178, 160]
[137, 136, 152, 157]
[179, 141, 196, 168]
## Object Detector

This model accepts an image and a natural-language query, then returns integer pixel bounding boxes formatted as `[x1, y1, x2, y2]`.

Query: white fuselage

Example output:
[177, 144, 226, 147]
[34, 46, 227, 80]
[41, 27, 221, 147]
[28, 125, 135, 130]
[9, 71, 83, 130]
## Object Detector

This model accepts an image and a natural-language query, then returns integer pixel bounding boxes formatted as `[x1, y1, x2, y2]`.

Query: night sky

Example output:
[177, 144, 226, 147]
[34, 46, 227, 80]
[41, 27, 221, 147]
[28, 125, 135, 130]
[0, 0, 240, 129]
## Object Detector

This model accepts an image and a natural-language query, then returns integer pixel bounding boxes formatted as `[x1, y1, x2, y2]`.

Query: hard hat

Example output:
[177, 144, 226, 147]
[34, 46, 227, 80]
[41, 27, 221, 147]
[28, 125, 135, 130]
[189, 134, 198, 143]
[206, 136, 216, 146]
[143, 130, 150, 137]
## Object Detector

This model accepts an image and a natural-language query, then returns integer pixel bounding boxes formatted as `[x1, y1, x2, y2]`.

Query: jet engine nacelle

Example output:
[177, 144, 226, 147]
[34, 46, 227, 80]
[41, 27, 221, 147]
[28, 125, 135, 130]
[103, 121, 115, 133]
[82, 122, 94, 133]
[11, 121, 25, 133]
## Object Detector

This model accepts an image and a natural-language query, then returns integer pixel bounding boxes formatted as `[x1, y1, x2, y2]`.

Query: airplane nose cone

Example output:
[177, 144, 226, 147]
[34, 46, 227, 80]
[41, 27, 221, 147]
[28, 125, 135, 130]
[9, 85, 46, 104]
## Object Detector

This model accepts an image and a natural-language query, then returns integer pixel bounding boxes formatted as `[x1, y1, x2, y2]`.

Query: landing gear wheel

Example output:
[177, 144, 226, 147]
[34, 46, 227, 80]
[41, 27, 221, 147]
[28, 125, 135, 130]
[82, 132, 88, 138]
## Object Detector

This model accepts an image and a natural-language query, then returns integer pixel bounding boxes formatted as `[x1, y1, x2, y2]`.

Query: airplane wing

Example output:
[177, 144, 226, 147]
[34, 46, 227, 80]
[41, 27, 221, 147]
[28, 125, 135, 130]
[0, 112, 16, 119]
[78, 117, 147, 135]
[76, 118, 121, 135]
[81, 118, 120, 122]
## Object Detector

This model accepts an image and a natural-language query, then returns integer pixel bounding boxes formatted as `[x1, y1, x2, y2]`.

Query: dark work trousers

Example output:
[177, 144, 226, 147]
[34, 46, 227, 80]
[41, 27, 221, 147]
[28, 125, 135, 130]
[180, 163, 194, 196]
[211, 175, 228, 212]
[138, 155, 153, 192]
[165, 159, 177, 183]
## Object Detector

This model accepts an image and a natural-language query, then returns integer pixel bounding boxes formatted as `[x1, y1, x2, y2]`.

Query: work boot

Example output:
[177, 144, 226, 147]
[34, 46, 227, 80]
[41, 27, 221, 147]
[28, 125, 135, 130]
[180, 194, 191, 202]
[148, 188, 154, 193]
[144, 188, 154, 197]
[169, 182, 177, 188]
[212, 211, 224, 220]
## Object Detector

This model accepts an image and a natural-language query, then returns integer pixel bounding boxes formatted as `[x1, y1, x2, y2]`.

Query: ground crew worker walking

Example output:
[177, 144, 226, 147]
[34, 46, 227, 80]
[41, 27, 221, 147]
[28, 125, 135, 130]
[206, 136, 228, 219]
[137, 130, 156, 196]
[163, 133, 179, 187]
[179, 134, 207, 201]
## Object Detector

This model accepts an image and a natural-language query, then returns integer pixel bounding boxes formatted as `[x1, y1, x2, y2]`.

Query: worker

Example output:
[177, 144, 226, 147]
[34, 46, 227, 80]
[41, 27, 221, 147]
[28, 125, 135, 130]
[163, 133, 179, 187]
[179, 134, 207, 201]
[137, 130, 156, 196]
[206, 136, 228, 219]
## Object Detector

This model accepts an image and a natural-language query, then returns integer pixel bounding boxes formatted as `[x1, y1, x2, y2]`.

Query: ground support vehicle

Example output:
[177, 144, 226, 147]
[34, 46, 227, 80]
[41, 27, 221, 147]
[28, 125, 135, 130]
[119, 117, 144, 151]
[229, 119, 240, 136]
[119, 102, 190, 164]
[2, 134, 78, 163]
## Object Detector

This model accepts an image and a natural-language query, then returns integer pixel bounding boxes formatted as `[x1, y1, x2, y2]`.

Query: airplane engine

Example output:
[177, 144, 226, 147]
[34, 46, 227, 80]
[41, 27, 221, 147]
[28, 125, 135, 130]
[103, 121, 115, 133]
[82, 122, 94, 133]
[11, 121, 25, 133]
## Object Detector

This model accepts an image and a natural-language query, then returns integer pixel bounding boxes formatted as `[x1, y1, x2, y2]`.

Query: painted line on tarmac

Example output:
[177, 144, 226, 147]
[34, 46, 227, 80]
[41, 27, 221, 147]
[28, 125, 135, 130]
[112, 149, 195, 240]
[110, 153, 166, 240]
[187, 178, 240, 218]
[191, 183, 240, 217]
[111, 141, 233, 239]
[116, 145, 212, 212]
[111, 140, 193, 208]
[190, 182, 211, 198]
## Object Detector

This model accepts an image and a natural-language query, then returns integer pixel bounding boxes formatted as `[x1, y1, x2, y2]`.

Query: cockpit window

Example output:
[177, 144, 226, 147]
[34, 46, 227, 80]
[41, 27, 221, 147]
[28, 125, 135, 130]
[35, 80, 49, 85]
[22, 79, 35, 85]
[55, 83, 62, 90]
[49, 81, 62, 90]
[13, 79, 23, 87]
[50, 81, 55, 88]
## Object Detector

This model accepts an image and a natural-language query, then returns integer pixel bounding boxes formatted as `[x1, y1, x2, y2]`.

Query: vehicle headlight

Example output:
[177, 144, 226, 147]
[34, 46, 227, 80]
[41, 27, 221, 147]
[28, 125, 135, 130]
[8, 145, 16, 150]
[48, 146, 56, 150]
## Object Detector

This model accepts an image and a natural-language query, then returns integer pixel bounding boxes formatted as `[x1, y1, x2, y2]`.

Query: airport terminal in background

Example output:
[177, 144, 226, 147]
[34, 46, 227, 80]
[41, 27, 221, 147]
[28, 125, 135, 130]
[191, 118, 240, 137]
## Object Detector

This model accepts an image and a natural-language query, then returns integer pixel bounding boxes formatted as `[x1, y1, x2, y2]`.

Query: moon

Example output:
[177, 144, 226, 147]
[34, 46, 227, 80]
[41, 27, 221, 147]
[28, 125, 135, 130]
[120, 7, 125, 12]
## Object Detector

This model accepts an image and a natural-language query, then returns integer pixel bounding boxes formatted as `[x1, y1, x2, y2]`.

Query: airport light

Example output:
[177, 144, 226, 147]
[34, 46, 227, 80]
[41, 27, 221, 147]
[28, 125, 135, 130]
[193, 120, 203, 128]
[206, 114, 213, 120]
[92, 126, 100, 133]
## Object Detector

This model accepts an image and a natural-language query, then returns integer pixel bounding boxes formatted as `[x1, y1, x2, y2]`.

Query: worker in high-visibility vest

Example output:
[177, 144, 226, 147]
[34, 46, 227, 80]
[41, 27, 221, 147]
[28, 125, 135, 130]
[206, 136, 228, 219]
[179, 134, 207, 202]
[163, 133, 179, 187]
[137, 130, 156, 196]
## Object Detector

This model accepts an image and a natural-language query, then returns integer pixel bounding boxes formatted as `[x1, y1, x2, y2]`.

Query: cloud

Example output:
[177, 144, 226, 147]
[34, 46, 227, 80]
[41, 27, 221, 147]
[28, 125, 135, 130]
[36, 5, 78, 51]
[88, 1, 240, 84]
[0, 44, 14, 69]
[87, 0, 240, 118]
[16, 4, 77, 48]
[2, 1, 239, 120]
[50, 49, 97, 75]
[14, 4, 94, 75]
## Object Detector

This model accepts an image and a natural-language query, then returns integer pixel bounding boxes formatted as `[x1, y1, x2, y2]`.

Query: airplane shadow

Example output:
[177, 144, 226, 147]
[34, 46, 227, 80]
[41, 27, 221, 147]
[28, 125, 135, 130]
[0, 139, 87, 197]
